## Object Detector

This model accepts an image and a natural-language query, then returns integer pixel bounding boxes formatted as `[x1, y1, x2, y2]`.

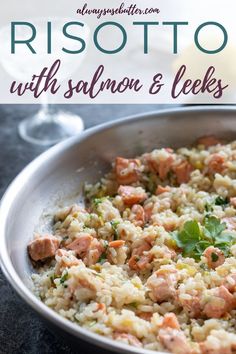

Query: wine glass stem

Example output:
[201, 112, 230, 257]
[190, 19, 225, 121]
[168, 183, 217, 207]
[40, 92, 58, 120]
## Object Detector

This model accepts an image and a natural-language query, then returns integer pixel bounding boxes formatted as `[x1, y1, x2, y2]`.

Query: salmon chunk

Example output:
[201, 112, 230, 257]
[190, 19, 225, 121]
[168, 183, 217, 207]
[118, 186, 147, 205]
[128, 254, 152, 272]
[128, 240, 152, 271]
[159, 328, 192, 354]
[203, 246, 225, 269]
[146, 151, 174, 180]
[54, 249, 81, 275]
[67, 234, 104, 266]
[28, 235, 60, 261]
[115, 157, 140, 185]
[84, 238, 105, 266]
[178, 295, 202, 318]
[132, 241, 151, 256]
[158, 155, 174, 180]
[161, 313, 180, 330]
[129, 204, 145, 227]
[147, 269, 178, 303]
[203, 286, 235, 318]
[173, 161, 193, 184]
[208, 154, 225, 174]
[156, 185, 171, 195]
[67, 234, 93, 255]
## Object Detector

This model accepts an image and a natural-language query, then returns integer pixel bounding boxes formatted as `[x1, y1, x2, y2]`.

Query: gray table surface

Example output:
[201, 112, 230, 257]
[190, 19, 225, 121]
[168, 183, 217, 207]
[0, 104, 168, 354]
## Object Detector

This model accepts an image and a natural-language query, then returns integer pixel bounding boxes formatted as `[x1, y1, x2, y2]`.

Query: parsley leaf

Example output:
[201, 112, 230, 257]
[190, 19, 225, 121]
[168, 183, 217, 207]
[195, 241, 211, 254]
[203, 216, 226, 241]
[215, 232, 234, 243]
[203, 216, 234, 249]
[172, 220, 201, 257]
[171, 216, 236, 260]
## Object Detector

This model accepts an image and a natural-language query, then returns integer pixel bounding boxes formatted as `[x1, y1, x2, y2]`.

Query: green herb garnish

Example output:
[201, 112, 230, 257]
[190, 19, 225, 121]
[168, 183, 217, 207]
[60, 271, 68, 285]
[204, 203, 213, 213]
[98, 252, 107, 263]
[204, 196, 229, 214]
[171, 216, 235, 260]
[172, 220, 202, 258]
[215, 196, 229, 206]
[110, 220, 120, 240]
[204, 216, 226, 240]
[93, 198, 104, 207]
[92, 198, 106, 219]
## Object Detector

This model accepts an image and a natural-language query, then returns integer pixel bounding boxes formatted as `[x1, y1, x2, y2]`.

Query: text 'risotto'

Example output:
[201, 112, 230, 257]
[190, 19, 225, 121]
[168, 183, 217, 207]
[28, 136, 236, 353]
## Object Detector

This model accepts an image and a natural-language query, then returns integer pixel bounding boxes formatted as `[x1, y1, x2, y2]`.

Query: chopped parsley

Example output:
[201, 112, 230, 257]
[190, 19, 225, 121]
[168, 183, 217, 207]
[98, 252, 107, 263]
[60, 271, 68, 285]
[110, 220, 120, 240]
[93, 197, 113, 207]
[93, 198, 104, 207]
[204, 203, 213, 213]
[171, 216, 235, 260]
[92, 198, 107, 220]
[215, 196, 229, 206]
[204, 196, 229, 214]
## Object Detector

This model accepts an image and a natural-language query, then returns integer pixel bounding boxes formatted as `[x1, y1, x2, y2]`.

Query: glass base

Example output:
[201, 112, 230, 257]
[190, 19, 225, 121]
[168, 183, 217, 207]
[18, 110, 84, 146]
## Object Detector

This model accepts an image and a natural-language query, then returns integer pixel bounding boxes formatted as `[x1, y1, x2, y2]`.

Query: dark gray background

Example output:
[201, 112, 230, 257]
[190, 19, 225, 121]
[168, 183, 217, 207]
[0, 104, 168, 354]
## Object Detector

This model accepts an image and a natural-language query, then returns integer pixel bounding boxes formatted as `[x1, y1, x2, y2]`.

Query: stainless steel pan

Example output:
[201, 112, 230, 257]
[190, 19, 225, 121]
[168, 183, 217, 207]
[1, 106, 236, 354]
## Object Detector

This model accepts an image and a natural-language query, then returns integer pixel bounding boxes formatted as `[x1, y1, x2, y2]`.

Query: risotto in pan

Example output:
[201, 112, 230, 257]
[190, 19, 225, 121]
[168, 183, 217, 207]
[28, 136, 236, 353]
